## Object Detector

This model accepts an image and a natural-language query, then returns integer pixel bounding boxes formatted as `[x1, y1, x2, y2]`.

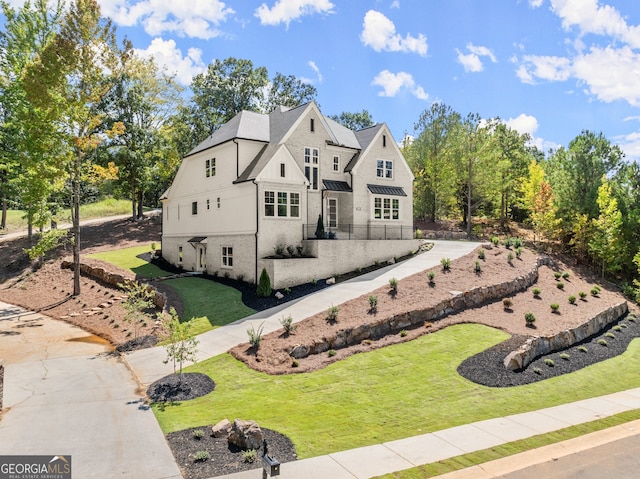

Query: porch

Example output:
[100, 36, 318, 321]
[302, 223, 416, 240]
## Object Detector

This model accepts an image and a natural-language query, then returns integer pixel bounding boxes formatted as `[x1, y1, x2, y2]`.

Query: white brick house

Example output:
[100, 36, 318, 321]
[161, 102, 418, 288]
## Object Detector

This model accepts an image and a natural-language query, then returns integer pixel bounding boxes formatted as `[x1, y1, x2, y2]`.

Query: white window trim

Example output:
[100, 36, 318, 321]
[304, 147, 319, 190]
[333, 155, 340, 172]
[373, 196, 400, 221]
[376, 159, 393, 180]
[264, 190, 301, 218]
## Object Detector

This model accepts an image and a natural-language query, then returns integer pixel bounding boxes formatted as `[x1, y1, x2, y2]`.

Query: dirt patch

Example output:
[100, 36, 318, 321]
[230, 245, 632, 375]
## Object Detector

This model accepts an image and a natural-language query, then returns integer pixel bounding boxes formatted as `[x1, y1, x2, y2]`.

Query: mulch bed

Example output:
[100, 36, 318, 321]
[167, 426, 297, 479]
[458, 313, 640, 387]
[147, 373, 216, 403]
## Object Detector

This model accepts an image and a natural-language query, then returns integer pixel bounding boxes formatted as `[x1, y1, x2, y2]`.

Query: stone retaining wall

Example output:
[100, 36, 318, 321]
[289, 256, 552, 359]
[503, 302, 629, 370]
[60, 261, 166, 310]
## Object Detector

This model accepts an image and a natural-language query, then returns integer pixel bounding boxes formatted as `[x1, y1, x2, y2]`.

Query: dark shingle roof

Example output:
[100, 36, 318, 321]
[323, 180, 352, 192]
[367, 184, 407, 196]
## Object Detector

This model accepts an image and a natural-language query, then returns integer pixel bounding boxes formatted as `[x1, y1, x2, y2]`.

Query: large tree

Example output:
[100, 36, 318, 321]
[407, 103, 460, 222]
[590, 176, 624, 278]
[328, 109, 375, 131]
[24, 0, 130, 295]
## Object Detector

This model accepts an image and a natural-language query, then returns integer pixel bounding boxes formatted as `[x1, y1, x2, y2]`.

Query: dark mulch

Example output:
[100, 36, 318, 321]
[147, 373, 216, 402]
[458, 314, 640, 387]
[116, 334, 158, 352]
[167, 426, 297, 479]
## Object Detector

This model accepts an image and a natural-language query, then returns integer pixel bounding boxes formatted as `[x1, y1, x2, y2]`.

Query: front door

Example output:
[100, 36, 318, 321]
[328, 198, 338, 228]
[196, 245, 206, 271]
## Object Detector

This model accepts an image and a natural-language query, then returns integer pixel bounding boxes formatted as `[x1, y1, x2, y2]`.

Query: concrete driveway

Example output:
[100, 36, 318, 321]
[0, 301, 182, 479]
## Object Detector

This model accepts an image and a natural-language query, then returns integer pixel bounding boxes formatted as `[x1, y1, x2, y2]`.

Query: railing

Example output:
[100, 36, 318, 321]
[302, 223, 416, 240]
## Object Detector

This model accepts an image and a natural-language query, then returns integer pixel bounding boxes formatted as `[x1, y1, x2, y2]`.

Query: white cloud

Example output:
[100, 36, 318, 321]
[372, 70, 428, 100]
[516, 55, 572, 84]
[255, 0, 334, 27]
[550, 0, 640, 49]
[308, 60, 322, 82]
[529, 0, 543, 7]
[100, 0, 234, 39]
[360, 10, 427, 56]
[135, 38, 205, 85]
[456, 43, 497, 72]
[391, 1, 400, 8]
[505, 113, 539, 137]
[573, 46, 640, 106]
[613, 130, 640, 161]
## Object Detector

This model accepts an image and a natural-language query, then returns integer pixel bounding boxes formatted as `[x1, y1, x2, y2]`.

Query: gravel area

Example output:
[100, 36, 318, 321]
[458, 313, 640, 386]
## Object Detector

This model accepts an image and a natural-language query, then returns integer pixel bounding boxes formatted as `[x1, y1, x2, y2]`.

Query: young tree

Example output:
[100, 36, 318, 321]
[119, 280, 155, 339]
[24, 0, 131, 295]
[162, 307, 199, 383]
[520, 160, 561, 245]
[590, 177, 624, 278]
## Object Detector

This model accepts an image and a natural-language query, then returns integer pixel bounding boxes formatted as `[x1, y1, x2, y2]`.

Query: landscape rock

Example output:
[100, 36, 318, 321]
[211, 419, 231, 438]
[228, 419, 263, 451]
[275, 291, 284, 300]
[325, 277, 336, 285]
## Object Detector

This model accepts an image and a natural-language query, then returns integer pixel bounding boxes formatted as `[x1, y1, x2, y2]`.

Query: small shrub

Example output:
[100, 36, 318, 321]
[441, 257, 451, 271]
[532, 287, 541, 297]
[296, 245, 304, 256]
[620, 322, 628, 328]
[284, 287, 291, 295]
[327, 305, 339, 322]
[242, 449, 257, 464]
[279, 315, 297, 335]
[590, 287, 600, 297]
[613, 325, 622, 332]
[274, 244, 286, 256]
[399, 329, 408, 337]
[507, 252, 514, 264]
[533, 367, 543, 375]
[578, 345, 588, 353]
[193, 429, 205, 439]
[598, 339, 608, 346]
[247, 322, 265, 349]
[544, 358, 555, 367]
[556, 282, 564, 290]
[427, 271, 435, 284]
[503, 298, 513, 310]
[513, 237, 524, 248]
[605, 332, 615, 338]
[414, 229, 423, 239]
[628, 314, 637, 322]
[193, 451, 210, 462]
[568, 295, 577, 304]
[474, 260, 482, 274]
[368, 295, 378, 311]
[477, 249, 485, 260]
[550, 303, 560, 313]
[257, 268, 272, 298]
[559, 353, 570, 360]
[286, 244, 295, 256]
[515, 247, 523, 258]
[554, 271, 562, 279]
[491, 236, 500, 246]
[389, 277, 398, 292]
[311, 278, 317, 286]
[291, 359, 299, 368]
[525, 312, 536, 325]
[150, 241, 157, 251]
[503, 237, 514, 249]
[562, 271, 570, 279]
[579, 291, 587, 300]
[327, 349, 337, 357]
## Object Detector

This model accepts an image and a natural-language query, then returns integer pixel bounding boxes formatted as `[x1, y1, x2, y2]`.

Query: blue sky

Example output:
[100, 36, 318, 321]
[7, 0, 640, 160]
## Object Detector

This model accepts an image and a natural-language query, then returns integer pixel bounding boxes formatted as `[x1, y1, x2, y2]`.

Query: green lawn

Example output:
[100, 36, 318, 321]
[153, 323, 640, 459]
[164, 277, 256, 336]
[88, 245, 169, 279]
[1, 198, 138, 234]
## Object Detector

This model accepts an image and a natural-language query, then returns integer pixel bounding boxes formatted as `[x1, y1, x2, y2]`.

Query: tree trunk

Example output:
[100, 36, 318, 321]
[137, 190, 143, 219]
[131, 177, 136, 221]
[72, 156, 81, 296]
[1, 196, 6, 230]
[466, 159, 473, 239]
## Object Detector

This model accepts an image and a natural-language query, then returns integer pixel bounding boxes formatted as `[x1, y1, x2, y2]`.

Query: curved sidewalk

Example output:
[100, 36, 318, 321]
[124, 239, 481, 385]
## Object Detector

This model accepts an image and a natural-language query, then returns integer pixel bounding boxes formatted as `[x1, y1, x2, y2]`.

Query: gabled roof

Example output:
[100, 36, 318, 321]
[186, 110, 269, 157]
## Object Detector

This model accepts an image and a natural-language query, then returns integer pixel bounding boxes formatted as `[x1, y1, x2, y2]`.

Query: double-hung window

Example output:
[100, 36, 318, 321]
[333, 155, 340, 172]
[265, 191, 275, 216]
[265, 190, 300, 218]
[205, 158, 216, 177]
[374, 197, 400, 220]
[376, 159, 393, 179]
[277, 192, 288, 217]
[290, 193, 300, 217]
[222, 246, 233, 268]
[304, 147, 319, 190]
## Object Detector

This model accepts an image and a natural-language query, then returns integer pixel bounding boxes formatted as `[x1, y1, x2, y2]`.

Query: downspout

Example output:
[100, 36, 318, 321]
[253, 179, 259, 285]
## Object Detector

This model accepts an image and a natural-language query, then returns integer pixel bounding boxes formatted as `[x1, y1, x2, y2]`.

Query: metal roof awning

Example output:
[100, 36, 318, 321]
[323, 179, 352, 192]
[187, 236, 208, 244]
[367, 184, 407, 196]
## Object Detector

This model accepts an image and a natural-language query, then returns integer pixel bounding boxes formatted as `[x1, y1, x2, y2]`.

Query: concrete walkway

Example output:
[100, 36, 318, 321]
[0, 302, 182, 479]
[125, 239, 481, 385]
[213, 388, 640, 479]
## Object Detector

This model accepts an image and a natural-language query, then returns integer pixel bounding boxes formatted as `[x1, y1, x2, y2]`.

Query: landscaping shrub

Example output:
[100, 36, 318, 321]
[193, 451, 210, 462]
[474, 260, 482, 274]
[368, 295, 378, 312]
[550, 303, 560, 313]
[598, 339, 608, 346]
[427, 271, 435, 284]
[507, 252, 514, 264]
[556, 281, 565, 290]
[579, 291, 587, 300]
[525, 312, 536, 326]
[544, 358, 555, 367]
[554, 271, 562, 279]
[490, 236, 500, 246]
[327, 349, 336, 357]
[193, 429, 204, 439]
[591, 287, 600, 297]
[257, 268, 272, 297]
[315, 214, 325, 239]
[441, 257, 451, 271]
[242, 449, 257, 463]
[389, 277, 398, 292]
[532, 287, 541, 298]
[247, 322, 265, 349]
[515, 247, 523, 258]
[286, 244, 295, 257]
[279, 315, 297, 335]
[560, 353, 570, 360]
[477, 249, 485, 260]
[562, 271, 570, 279]
[568, 295, 577, 304]
[578, 345, 588, 352]
[503, 298, 513, 310]
[327, 305, 339, 322]
[400, 329, 408, 337]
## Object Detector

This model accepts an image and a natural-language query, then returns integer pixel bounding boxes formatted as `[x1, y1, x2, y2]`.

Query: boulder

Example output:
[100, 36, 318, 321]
[211, 419, 231, 438]
[228, 419, 263, 451]
[325, 277, 336, 285]
[275, 291, 284, 300]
